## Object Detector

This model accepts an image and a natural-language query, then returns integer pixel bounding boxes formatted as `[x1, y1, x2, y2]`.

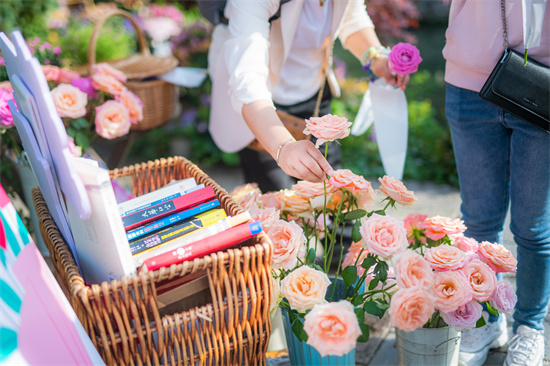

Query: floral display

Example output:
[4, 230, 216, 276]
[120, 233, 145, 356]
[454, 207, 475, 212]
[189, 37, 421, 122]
[138, 3, 184, 45]
[388, 42, 423, 75]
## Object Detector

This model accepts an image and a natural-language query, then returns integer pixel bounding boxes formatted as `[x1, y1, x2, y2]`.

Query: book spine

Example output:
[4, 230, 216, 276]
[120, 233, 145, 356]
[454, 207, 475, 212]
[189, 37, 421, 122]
[117, 177, 196, 215]
[122, 186, 215, 230]
[120, 184, 205, 217]
[129, 208, 227, 255]
[126, 199, 220, 241]
[143, 221, 263, 271]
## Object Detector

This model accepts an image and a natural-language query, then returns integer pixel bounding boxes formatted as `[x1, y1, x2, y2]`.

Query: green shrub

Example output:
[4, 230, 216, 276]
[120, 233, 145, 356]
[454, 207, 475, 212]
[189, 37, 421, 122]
[0, 0, 58, 39]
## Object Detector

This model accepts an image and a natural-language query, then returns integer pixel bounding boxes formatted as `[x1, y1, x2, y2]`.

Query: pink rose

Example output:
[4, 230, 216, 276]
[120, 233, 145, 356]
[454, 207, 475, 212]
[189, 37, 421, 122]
[360, 214, 407, 259]
[230, 183, 259, 201]
[0, 88, 15, 127]
[329, 169, 371, 194]
[250, 206, 280, 233]
[388, 42, 423, 75]
[292, 180, 334, 199]
[303, 300, 361, 357]
[303, 114, 352, 148]
[280, 266, 331, 313]
[393, 250, 434, 290]
[66, 136, 82, 157]
[441, 300, 483, 331]
[57, 68, 80, 84]
[0, 81, 12, 92]
[259, 191, 283, 210]
[389, 287, 435, 332]
[41, 65, 60, 82]
[92, 63, 127, 82]
[462, 259, 497, 302]
[50, 84, 88, 119]
[404, 213, 427, 244]
[433, 271, 472, 313]
[477, 241, 517, 273]
[268, 220, 305, 270]
[94, 100, 131, 139]
[236, 189, 262, 212]
[490, 281, 517, 314]
[71, 77, 98, 99]
[424, 245, 470, 271]
[116, 89, 143, 124]
[355, 186, 377, 210]
[378, 176, 418, 207]
[455, 236, 479, 253]
[92, 74, 127, 96]
[420, 216, 467, 241]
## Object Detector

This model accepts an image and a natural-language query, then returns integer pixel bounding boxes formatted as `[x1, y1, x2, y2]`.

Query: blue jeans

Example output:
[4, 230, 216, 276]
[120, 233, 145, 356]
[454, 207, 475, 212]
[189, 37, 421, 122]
[445, 83, 550, 332]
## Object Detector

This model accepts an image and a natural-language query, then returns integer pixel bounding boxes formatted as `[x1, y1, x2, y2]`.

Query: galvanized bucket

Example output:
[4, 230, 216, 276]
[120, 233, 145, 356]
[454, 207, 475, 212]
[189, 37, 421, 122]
[396, 326, 461, 366]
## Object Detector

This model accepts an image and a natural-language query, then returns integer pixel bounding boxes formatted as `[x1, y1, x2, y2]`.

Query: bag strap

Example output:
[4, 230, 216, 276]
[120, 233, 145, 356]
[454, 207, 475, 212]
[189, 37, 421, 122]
[500, 0, 509, 50]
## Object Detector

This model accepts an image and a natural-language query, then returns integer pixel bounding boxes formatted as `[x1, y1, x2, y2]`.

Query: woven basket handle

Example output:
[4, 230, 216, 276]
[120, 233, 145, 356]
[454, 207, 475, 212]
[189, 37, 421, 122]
[88, 9, 150, 69]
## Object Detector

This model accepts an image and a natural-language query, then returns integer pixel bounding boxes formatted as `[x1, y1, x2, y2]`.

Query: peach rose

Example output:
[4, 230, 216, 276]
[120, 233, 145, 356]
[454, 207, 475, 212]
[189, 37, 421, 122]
[404, 213, 427, 244]
[92, 63, 127, 82]
[259, 191, 283, 210]
[303, 114, 352, 147]
[50, 83, 87, 119]
[92, 73, 126, 96]
[94, 100, 131, 139]
[282, 190, 312, 216]
[389, 287, 435, 332]
[328, 169, 371, 194]
[230, 183, 259, 201]
[280, 266, 331, 313]
[303, 300, 361, 357]
[268, 220, 305, 270]
[236, 189, 261, 212]
[42, 65, 60, 82]
[250, 206, 280, 232]
[116, 89, 143, 124]
[269, 276, 283, 319]
[433, 271, 472, 313]
[292, 180, 334, 199]
[455, 236, 479, 253]
[393, 250, 434, 290]
[462, 259, 497, 302]
[477, 241, 517, 273]
[57, 68, 80, 84]
[490, 280, 517, 314]
[424, 245, 470, 271]
[355, 186, 377, 210]
[420, 216, 467, 241]
[360, 214, 407, 259]
[378, 176, 418, 207]
[441, 300, 483, 331]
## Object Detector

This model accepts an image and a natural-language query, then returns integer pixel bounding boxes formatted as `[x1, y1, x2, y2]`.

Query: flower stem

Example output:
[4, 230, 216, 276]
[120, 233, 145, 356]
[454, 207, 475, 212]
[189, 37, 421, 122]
[330, 227, 346, 302]
[322, 142, 329, 272]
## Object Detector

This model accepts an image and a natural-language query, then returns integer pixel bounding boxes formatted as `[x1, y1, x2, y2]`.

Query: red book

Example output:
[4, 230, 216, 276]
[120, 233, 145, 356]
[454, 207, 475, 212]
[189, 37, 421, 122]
[121, 186, 215, 231]
[144, 221, 263, 271]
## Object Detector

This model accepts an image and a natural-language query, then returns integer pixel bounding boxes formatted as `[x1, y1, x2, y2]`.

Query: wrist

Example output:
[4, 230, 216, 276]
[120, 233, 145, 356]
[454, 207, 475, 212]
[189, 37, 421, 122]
[276, 137, 295, 165]
[362, 46, 390, 81]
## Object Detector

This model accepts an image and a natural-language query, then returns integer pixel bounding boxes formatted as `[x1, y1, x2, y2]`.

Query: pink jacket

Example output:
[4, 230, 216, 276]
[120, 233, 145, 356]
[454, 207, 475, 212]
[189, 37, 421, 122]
[443, 0, 550, 92]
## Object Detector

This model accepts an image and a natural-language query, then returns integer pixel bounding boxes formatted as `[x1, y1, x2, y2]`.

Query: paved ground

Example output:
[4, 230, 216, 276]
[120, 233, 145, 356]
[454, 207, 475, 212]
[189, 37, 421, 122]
[202, 164, 550, 366]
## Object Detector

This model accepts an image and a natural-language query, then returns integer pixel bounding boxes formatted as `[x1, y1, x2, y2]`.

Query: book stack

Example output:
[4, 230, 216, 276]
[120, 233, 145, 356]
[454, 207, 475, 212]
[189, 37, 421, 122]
[118, 178, 263, 270]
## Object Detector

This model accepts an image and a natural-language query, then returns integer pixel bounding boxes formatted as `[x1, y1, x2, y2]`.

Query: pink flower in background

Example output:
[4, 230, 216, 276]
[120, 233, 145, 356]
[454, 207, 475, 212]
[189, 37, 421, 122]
[268, 220, 305, 270]
[404, 213, 427, 244]
[66, 136, 82, 157]
[57, 68, 80, 84]
[0, 88, 15, 127]
[280, 266, 331, 313]
[230, 183, 259, 201]
[303, 301, 361, 357]
[250, 206, 280, 232]
[455, 236, 479, 253]
[0, 81, 12, 92]
[389, 287, 435, 332]
[441, 300, 483, 331]
[282, 190, 312, 216]
[477, 241, 518, 273]
[388, 42, 422, 75]
[116, 90, 143, 124]
[424, 245, 470, 271]
[41, 65, 60, 82]
[94, 100, 131, 139]
[420, 215, 467, 241]
[360, 214, 407, 259]
[462, 259, 497, 302]
[92, 74, 126, 96]
[490, 281, 517, 314]
[378, 176, 417, 207]
[236, 189, 261, 212]
[393, 250, 434, 290]
[355, 185, 377, 210]
[50, 84, 88, 119]
[433, 270, 472, 312]
[92, 63, 127, 82]
[259, 191, 283, 210]
[71, 77, 98, 99]
[292, 180, 334, 199]
[329, 169, 371, 194]
[304, 114, 352, 148]
[364, 265, 396, 291]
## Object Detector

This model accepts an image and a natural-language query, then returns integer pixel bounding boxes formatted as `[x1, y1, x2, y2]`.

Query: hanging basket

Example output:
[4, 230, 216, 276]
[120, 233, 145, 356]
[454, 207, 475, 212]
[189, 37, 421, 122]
[78, 9, 179, 132]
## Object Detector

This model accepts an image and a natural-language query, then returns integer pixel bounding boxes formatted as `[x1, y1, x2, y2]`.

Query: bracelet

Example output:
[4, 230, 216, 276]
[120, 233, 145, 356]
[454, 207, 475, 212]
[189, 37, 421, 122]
[276, 137, 295, 164]
[361, 45, 390, 66]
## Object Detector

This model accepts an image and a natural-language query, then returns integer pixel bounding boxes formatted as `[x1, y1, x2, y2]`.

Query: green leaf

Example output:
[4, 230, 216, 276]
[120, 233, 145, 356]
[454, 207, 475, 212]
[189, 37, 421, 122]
[66, 126, 76, 137]
[364, 301, 384, 319]
[476, 316, 486, 328]
[374, 210, 386, 215]
[357, 323, 370, 342]
[361, 256, 377, 271]
[307, 248, 316, 263]
[368, 278, 380, 291]
[288, 309, 297, 324]
[292, 319, 308, 342]
[313, 264, 324, 272]
[354, 307, 365, 324]
[375, 262, 388, 283]
[352, 220, 363, 243]
[75, 132, 90, 151]
[72, 117, 89, 129]
[485, 302, 498, 316]
[342, 266, 357, 287]
[342, 209, 366, 221]
[351, 296, 363, 306]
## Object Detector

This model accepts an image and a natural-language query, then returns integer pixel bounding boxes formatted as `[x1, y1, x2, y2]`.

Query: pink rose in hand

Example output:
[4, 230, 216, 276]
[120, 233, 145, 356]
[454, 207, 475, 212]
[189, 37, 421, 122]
[303, 300, 361, 357]
[94, 100, 131, 139]
[389, 287, 435, 332]
[378, 176, 417, 207]
[490, 280, 517, 314]
[441, 300, 483, 331]
[303, 114, 352, 148]
[388, 42, 422, 75]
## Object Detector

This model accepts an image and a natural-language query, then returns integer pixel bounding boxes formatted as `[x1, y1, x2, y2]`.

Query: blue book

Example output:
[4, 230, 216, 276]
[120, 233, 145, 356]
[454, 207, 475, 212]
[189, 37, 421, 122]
[126, 199, 220, 241]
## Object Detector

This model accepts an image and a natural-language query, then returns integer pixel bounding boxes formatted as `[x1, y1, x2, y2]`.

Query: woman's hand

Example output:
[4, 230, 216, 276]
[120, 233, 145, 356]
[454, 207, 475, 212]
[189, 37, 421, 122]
[276, 139, 334, 182]
[370, 55, 410, 91]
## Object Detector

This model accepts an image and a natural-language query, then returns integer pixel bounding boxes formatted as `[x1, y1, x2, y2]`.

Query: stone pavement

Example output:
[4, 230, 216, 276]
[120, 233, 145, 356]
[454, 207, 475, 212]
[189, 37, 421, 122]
[202, 164, 550, 366]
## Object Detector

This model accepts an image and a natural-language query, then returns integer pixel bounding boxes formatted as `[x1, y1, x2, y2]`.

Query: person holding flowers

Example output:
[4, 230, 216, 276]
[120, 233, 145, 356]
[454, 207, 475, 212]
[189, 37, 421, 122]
[207, 0, 420, 192]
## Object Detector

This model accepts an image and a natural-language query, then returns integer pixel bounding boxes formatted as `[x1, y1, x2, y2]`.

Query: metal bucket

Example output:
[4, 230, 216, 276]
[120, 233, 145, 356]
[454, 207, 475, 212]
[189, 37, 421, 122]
[396, 326, 461, 366]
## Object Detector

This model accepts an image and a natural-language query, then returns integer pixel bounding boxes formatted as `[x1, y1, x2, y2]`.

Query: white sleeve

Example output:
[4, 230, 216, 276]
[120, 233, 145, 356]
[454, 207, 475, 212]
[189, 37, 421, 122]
[338, 0, 375, 47]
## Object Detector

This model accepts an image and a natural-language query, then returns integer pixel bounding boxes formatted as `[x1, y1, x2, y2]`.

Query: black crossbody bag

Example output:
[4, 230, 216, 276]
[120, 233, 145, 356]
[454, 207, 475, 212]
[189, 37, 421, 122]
[479, 0, 550, 133]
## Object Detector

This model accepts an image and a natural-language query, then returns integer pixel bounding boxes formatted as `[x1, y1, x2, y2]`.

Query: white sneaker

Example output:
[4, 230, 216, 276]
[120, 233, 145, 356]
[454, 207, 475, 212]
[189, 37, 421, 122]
[504, 325, 544, 366]
[458, 315, 508, 366]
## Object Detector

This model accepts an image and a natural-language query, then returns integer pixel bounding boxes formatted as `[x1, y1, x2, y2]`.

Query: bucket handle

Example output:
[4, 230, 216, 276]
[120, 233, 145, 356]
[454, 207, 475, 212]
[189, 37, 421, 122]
[433, 336, 461, 352]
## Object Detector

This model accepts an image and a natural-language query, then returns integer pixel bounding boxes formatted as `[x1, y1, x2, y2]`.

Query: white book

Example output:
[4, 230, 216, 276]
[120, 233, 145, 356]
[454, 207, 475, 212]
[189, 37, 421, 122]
[67, 158, 136, 284]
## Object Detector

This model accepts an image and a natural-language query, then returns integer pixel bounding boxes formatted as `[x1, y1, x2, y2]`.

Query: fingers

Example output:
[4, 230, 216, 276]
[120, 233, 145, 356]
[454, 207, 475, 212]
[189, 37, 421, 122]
[397, 74, 410, 91]
[277, 140, 333, 182]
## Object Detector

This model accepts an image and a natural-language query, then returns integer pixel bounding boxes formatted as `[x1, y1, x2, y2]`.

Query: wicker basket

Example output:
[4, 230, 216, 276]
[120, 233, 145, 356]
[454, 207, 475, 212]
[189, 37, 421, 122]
[32, 157, 272, 365]
[81, 9, 179, 132]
